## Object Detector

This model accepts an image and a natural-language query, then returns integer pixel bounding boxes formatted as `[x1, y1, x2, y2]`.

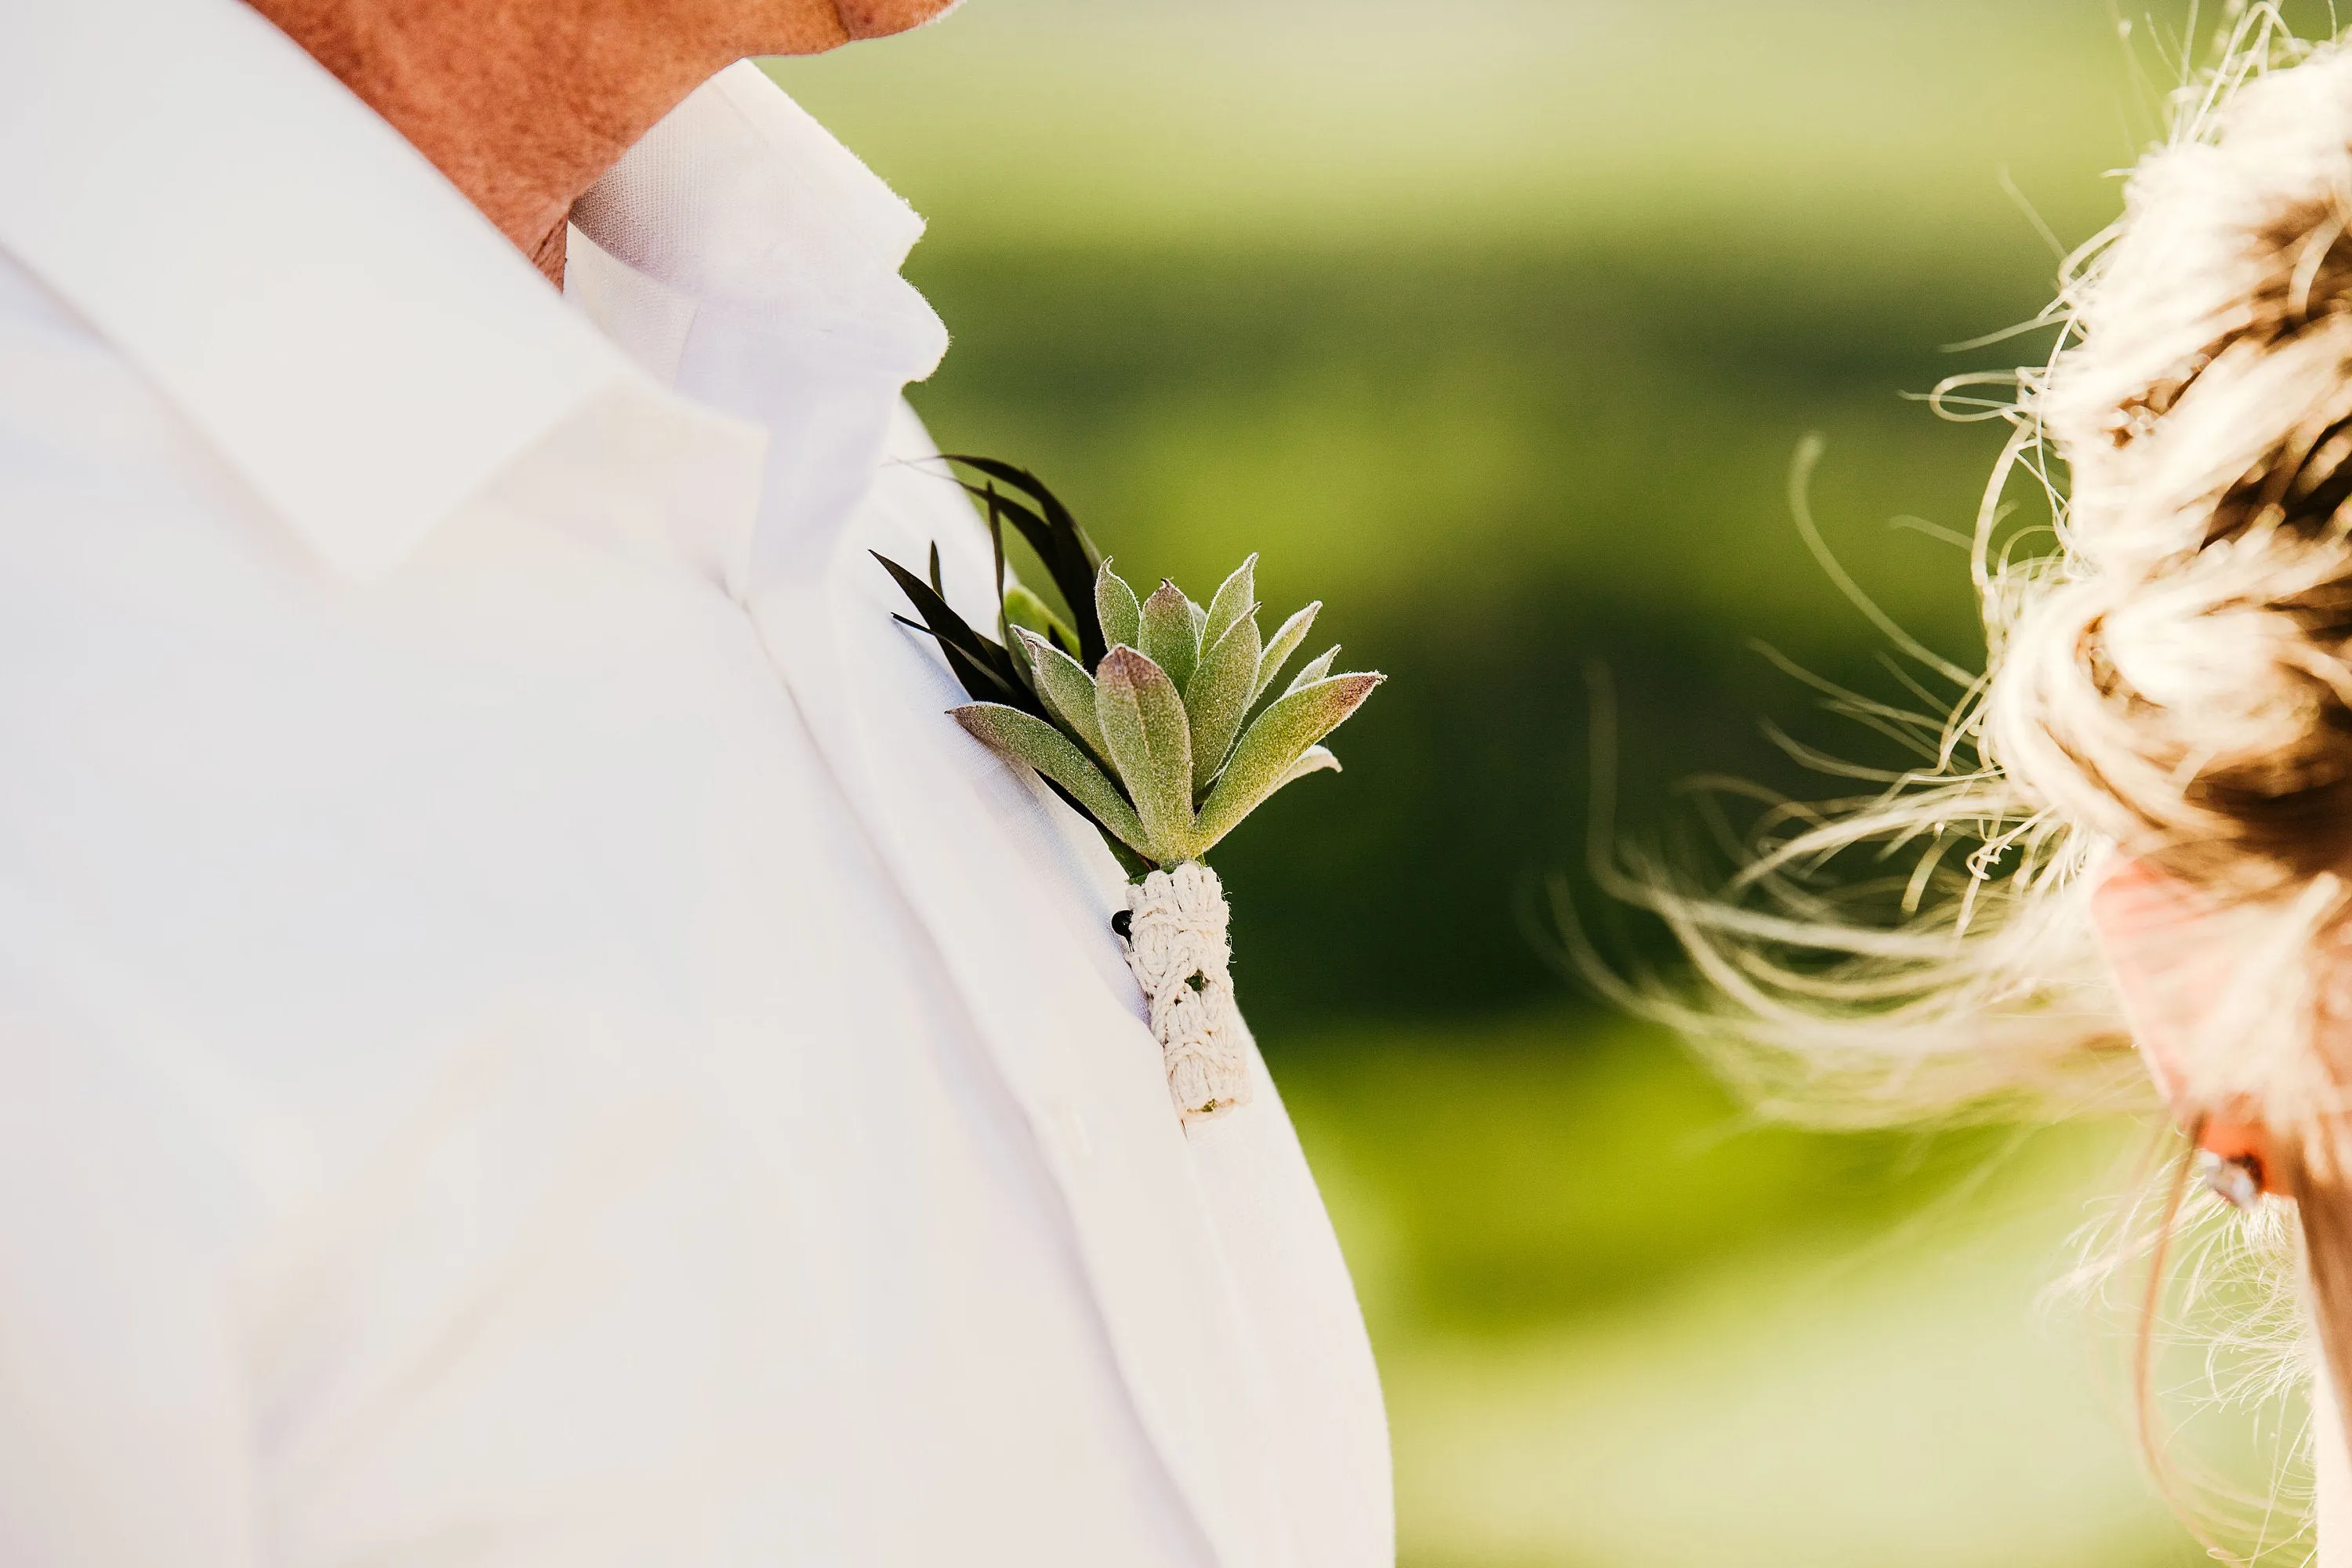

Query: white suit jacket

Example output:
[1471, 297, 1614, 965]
[0, 3, 1392, 1564]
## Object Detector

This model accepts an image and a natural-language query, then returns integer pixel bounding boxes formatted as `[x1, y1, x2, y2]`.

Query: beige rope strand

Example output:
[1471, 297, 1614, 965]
[1120, 862, 1252, 1122]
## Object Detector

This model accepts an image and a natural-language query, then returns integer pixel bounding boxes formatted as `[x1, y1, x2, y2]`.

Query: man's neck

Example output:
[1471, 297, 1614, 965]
[243, 1, 853, 288]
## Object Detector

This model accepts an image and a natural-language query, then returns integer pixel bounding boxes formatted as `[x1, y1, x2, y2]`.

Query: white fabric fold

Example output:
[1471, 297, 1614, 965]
[0, 0, 641, 580]
[0, 8, 1392, 1566]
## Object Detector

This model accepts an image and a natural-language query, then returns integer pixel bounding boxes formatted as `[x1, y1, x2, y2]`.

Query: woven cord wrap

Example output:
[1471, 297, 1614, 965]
[1121, 862, 1252, 1122]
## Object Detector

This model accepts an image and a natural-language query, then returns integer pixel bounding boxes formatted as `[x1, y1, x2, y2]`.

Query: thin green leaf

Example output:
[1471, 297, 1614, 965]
[943, 456, 1107, 665]
[1193, 673, 1382, 850]
[953, 703, 1151, 856]
[1015, 629, 1109, 761]
[874, 551, 1033, 710]
[985, 486, 1026, 655]
[1004, 583, 1073, 650]
[1185, 610, 1261, 792]
[943, 633, 1029, 711]
[958, 478, 1054, 597]
[1201, 554, 1258, 653]
[1003, 617, 1033, 683]
[1094, 648, 1196, 863]
[1285, 644, 1340, 697]
[1097, 561, 1142, 654]
[927, 541, 944, 595]
[955, 481, 1069, 642]
[1252, 602, 1321, 704]
[1139, 581, 1201, 694]
[897, 610, 1027, 709]
[942, 456, 1104, 577]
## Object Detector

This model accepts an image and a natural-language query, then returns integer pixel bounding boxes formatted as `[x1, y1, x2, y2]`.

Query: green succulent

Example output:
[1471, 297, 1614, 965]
[877, 458, 1381, 877]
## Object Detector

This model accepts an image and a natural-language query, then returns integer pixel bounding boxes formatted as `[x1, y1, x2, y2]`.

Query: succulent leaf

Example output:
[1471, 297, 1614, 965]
[1003, 619, 1033, 683]
[1253, 602, 1322, 704]
[1286, 645, 1341, 697]
[884, 511, 1379, 875]
[1185, 611, 1261, 792]
[1096, 561, 1142, 655]
[1016, 629, 1109, 761]
[1139, 582, 1201, 694]
[1095, 648, 1196, 863]
[1202, 554, 1258, 654]
[1193, 673, 1382, 848]
[953, 702, 1149, 855]
[941, 456, 1107, 665]
[1278, 745, 1341, 787]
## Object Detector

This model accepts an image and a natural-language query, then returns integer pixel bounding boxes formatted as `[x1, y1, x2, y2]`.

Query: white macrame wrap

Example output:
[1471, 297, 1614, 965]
[1121, 862, 1252, 1122]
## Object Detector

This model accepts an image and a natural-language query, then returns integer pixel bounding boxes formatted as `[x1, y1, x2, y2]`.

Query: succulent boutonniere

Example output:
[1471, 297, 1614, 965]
[877, 457, 1381, 1123]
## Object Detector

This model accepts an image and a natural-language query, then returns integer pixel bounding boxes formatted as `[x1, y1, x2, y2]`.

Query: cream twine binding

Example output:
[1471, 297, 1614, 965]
[1121, 862, 1252, 1122]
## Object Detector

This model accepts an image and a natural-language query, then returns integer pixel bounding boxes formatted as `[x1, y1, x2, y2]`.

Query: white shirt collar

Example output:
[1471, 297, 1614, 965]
[0, 1, 943, 584]
[574, 61, 942, 351]
[564, 64, 952, 593]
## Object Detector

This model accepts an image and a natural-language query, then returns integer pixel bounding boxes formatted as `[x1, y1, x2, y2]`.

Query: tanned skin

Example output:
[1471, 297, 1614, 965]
[244, 0, 959, 285]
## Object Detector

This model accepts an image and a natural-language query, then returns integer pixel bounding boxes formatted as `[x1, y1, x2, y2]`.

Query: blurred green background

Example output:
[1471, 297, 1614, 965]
[773, 5, 2308, 1563]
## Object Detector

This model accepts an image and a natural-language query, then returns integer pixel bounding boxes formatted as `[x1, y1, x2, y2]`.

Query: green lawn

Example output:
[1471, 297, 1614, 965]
[1278, 1018, 2245, 1568]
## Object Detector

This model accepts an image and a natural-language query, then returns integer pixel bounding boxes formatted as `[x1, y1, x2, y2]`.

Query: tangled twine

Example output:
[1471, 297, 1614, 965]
[1120, 862, 1251, 1122]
